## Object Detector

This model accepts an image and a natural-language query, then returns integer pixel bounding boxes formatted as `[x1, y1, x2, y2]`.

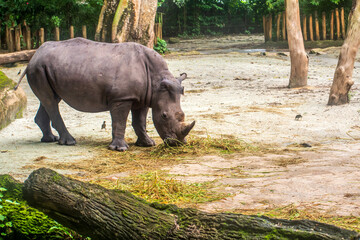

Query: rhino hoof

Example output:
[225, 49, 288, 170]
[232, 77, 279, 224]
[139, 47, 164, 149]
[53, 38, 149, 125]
[41, 135, 59, 143]
[58, 136, 76, 145]
[135, 138, 156, 147]
[109, 139, 129, 151]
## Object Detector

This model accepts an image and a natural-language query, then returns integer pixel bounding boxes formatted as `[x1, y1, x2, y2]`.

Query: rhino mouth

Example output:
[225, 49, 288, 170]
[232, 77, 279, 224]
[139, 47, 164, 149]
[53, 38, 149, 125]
[164, 137, 186, 146]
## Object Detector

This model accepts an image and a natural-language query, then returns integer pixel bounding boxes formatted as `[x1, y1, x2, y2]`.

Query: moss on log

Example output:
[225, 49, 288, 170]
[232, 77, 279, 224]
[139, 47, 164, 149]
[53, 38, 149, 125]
[22, 168, 359, 240]
[0, 71, 27, 130]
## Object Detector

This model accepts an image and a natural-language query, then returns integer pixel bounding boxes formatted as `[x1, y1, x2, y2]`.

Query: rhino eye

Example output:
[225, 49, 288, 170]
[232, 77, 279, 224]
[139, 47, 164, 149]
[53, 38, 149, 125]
[161, 112, 168, 119]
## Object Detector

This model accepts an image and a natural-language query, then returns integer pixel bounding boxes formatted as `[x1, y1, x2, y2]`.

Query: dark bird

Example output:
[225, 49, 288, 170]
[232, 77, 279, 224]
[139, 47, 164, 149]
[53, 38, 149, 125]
[17, 69, 21, 75]
[101, 121, 106, 130]
[295, 114, 302, 121]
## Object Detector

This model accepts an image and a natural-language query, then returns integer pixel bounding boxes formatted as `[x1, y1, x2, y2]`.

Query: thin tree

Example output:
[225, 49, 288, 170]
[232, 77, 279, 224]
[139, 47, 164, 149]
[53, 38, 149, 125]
[328, 0, 360, 105]
[95, 0, 158, 48]
[286, 0, 309, 88]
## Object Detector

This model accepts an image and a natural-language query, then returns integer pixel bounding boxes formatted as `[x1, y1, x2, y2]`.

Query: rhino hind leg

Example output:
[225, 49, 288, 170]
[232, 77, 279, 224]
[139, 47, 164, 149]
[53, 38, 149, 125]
[131, 107, 156, 147]
[35, 104, 59, 142]
[27, 71, 76, 146]
[109, 101, 133, 151]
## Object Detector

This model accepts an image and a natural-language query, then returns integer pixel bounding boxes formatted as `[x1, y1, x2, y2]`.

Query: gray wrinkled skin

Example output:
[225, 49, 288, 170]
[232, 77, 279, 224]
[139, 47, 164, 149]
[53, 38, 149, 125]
[24, 38, 195, 151]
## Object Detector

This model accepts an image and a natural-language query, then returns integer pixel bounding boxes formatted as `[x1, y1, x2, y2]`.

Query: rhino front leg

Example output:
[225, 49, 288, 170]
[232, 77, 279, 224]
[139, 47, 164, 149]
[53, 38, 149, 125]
[131, 107, 156, 147]
[109, 101, 132, 151]
[35, 104, 59, 142]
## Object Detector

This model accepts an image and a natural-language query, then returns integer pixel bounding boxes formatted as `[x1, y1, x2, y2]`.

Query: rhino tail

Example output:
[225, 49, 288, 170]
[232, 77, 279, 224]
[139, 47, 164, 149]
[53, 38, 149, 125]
[14, 67, 28, 91]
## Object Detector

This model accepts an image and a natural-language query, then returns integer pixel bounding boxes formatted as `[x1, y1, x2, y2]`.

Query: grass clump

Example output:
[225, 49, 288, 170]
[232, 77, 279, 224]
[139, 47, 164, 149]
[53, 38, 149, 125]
[99, 171, 229, 206]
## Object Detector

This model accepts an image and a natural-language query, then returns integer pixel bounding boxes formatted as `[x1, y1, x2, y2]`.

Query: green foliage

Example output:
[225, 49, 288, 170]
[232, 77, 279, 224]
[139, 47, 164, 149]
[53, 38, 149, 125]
[154, 38, 169, 54]
[0, 0, 102, 41]
[0, 175, 89, 240]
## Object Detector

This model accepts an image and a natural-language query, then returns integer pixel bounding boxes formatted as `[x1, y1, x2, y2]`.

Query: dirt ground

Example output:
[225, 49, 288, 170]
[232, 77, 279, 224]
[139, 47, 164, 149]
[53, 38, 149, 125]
[1, 34, 360, 218]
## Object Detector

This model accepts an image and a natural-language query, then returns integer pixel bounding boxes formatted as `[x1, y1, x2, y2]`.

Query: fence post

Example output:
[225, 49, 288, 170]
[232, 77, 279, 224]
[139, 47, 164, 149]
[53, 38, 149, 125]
[340, 7, 345, 38]
[282, 12, 286, 40]
[309, 14, 314, 41]
[70, 26, 74, 39]
[276, 13, 280, 41]
[55, 27, 60, 41]
[322, 12, 326, 40]
[15, 25, 21, 51]
[39, 28, 45, 45]
[335, 8, 340, 40]
[82, 25, 87, 39]
[330, 10, 334, 40]
[268, 14, 272, 41]
[315, 11, 320, 41]
[24, 21, 31, 50]
[302, 15, 307, 41]
[263, 15, 266, 41]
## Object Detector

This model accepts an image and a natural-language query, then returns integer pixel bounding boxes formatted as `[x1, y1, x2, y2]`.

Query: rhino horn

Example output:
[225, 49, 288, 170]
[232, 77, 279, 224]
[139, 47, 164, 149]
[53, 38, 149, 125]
[177, 73, 187, 83]
[181, 121, 195, 137]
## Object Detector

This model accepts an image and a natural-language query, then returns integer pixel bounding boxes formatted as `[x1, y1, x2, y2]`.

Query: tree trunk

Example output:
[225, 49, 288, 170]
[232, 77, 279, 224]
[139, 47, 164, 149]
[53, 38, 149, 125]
[341, 7, 346, 38]
[328, 0, 360, 105]
[95, 0, 157, 48]
[286, 0, 309, 88]
[21, 168, 359, 240]
[0, 50, 36, 65]
[276, 13, 281, 41]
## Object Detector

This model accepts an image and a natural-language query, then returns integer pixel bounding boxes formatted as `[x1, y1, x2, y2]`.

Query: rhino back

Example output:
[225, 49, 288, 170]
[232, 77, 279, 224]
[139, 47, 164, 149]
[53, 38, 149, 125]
[27, 38, 164, 112]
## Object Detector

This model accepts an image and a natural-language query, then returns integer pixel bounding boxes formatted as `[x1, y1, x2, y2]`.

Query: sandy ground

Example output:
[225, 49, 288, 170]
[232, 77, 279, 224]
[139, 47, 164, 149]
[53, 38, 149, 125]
[1, 35, 360, 217]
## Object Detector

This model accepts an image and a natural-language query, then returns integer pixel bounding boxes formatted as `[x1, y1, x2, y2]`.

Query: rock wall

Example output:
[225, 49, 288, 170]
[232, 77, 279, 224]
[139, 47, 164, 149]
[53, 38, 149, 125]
[0, 71, 27, 130]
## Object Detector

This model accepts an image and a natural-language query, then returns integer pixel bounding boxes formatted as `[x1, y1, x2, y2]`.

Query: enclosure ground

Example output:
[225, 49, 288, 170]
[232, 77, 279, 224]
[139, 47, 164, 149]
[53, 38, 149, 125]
[1, 35, 360, 231]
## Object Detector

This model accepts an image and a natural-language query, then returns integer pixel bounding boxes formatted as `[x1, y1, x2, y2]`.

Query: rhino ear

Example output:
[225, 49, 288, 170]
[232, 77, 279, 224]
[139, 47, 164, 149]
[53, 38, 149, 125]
[177, 73, 187, 83]
[160, 79, 183, 94]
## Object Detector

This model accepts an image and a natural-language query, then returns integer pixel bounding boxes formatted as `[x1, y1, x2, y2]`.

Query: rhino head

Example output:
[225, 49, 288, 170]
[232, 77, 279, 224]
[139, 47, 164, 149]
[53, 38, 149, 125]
[152, 73, 195, 146]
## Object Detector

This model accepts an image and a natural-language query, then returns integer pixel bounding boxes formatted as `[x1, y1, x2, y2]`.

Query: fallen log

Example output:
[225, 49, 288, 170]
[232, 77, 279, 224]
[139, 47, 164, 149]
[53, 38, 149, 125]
[21, 168, 359, 240]
[0, 50, 36, 65]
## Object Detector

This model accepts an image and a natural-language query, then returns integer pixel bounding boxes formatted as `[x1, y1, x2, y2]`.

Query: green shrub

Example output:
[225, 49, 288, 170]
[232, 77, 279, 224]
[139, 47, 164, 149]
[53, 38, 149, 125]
[154, 38, 169, 54]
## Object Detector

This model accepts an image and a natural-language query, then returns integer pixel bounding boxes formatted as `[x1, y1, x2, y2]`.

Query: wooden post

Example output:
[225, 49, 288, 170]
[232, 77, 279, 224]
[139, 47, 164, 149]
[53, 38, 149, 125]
[282, 12, 286, 40]
[55, 27, 60, 41]
[82, 25, 87, 39]
[309, 14, 314, 41]
[268, 14, 272, 41]
[340, 7, 346, 38]
[6, 26, 14, 52]
[39, 28, 45, 45]
[276, 13, 281, 41]
[263, 15, 266, 41]
[322, 12, 326, 40]
[335, 8, 340, 39]
[15, 26, 21, 51]
[315, 11, 320, 41]
[302, 15, 307, 41]
[70, 26, 74, 39]
[24, 22, 31, 50]
[330, 10, 334, 40]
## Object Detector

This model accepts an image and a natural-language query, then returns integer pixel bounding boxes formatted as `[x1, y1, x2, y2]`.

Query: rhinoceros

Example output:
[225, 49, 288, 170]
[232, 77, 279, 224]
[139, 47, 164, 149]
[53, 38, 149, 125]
[16, 38, 195, 151]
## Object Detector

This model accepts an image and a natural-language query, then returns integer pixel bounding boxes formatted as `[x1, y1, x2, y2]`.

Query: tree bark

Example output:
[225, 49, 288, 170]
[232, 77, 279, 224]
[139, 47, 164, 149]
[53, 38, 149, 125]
[0, 50, 36, 65]
[341, 7, 346, 38]
[21, 168, 360, 240]
[95, 0, 157, 48]
[328, 0, 360, 105]
[286, 0, 309, 88]
[276, 13, 281, 41]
